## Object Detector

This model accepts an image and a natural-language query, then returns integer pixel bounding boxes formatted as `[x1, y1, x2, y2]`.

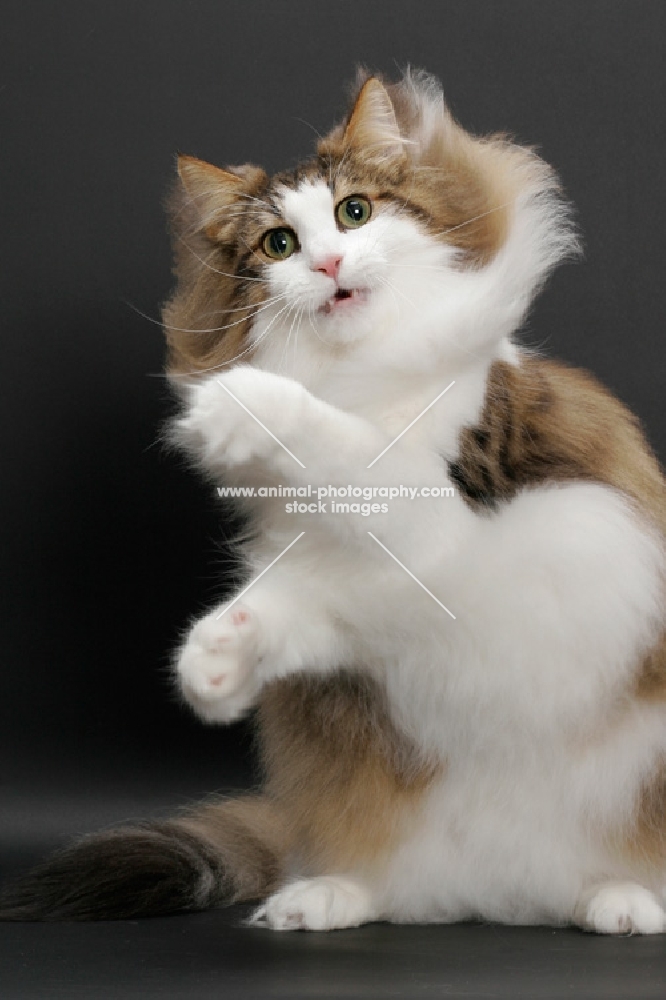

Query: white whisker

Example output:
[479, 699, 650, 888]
[234, 191, 277, 213]
[163, 299, 293, 380]
[176, 233, 268, 282]
[376, 275, 401, 319]
[291, 304, 304, 369]
[378, 275, 417, 312]
[277, 301, 300, 374]
[128, 297, 278, 335]
[429, 202, 512, 240]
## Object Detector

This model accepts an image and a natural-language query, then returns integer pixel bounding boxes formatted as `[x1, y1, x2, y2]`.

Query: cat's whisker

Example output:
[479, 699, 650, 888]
[162, 298, 293, 380]
[429, 202, 513, 240]
[390, 165, 428, 226]
[248, 300, 295, 362]
[376, 276, 402, 320]
[332, 144, 354, 186]
[234, 191, 278, 214]
[238, 233, 271, 269]
[388, 263, 451, 270]
[129, 288, 284, 328]
[277, 301, 301, 374]
[378, 275, 418, 312]
[287, 304, 305, 372]
[306, 299, 331, 348]
[171, 191, 258, 239]
[295, 116, 325, 141]
[291, 305, 304, 369]
[176, 234, 269, 283]
[189, 291, 284, 316]
[128, 297, 278, 336]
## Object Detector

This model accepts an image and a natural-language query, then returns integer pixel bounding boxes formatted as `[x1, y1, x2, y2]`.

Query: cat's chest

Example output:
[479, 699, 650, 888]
[304, 367, 491, 459]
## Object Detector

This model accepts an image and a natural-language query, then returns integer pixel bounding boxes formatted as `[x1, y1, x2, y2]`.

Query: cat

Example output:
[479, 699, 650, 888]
[2, 69, 666, 935]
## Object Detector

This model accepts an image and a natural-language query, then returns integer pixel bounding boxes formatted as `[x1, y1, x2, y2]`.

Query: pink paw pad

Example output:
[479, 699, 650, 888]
[231, 610, 249, 626]
[208, 674, 226, 687]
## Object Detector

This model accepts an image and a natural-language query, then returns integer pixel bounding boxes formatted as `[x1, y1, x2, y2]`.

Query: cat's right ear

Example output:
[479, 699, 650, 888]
[174, 155, 267, 242]
[318, 76, 408, 169]
[341, 77, 407, 165]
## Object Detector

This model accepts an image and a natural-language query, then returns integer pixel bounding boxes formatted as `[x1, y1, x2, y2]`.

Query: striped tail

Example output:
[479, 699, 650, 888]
[0, 795, 286, 921]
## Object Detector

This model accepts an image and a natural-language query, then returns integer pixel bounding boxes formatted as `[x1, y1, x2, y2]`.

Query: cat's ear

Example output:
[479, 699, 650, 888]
[342, 77, 406, 164]
[175, 155, 267, 241]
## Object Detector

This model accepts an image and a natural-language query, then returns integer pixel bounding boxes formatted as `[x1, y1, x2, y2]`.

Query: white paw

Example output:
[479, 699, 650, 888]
[575, 882, 666, 935]
[176, 605, 260, 723]
[250, 876, 374, 932]
[175, 367, 307, 468]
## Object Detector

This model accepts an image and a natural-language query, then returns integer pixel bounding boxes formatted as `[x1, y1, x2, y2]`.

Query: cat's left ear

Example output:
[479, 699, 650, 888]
[175, 155, 267, 242]
[341, 77, 407, 165]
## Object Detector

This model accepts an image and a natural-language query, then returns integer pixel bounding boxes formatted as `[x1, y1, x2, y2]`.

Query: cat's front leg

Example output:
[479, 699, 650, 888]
[175, 366, 399, 478]
[175, 568, 349, 723]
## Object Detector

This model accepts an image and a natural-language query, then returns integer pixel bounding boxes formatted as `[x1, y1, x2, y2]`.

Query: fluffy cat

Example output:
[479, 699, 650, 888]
[3, 70, 666, 935]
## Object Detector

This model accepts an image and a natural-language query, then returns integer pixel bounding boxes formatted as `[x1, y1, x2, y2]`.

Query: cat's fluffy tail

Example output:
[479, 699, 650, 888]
[0, 795, 286, 921]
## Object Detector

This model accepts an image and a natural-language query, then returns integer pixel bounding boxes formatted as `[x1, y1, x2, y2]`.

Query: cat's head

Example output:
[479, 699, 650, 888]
[164, 70, 576, 378]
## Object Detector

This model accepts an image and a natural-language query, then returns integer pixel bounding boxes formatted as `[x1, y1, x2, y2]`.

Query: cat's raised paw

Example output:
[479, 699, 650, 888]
[250, 876, 375, 932]
[574, 882, 666, 935]
[175, 606, 260, 723]
[175, 367, 307, 469]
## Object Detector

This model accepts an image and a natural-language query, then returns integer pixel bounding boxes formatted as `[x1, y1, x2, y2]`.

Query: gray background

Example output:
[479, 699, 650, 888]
[1, 2, 665, 995]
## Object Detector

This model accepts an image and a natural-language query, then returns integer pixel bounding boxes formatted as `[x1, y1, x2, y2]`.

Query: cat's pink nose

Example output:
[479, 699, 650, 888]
[312, 255, 342, 279]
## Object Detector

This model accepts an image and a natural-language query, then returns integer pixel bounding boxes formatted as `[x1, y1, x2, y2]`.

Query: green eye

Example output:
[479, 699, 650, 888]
[262, 228, 297, 260]
[337, 195, 372, 229]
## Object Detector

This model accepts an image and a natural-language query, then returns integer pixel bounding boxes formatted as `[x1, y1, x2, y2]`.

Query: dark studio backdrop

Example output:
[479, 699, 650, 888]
[1, 2, 666, 995]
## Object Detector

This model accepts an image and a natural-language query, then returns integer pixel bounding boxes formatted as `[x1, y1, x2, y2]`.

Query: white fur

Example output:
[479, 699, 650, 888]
[173, 87, 666, 933]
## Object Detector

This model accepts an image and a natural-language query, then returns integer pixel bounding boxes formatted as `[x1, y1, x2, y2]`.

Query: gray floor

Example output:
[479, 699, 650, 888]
[2, 884, 666, 1000]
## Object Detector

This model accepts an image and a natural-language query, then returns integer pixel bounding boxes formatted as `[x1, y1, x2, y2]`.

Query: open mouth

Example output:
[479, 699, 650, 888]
[319, 287, 369, 315]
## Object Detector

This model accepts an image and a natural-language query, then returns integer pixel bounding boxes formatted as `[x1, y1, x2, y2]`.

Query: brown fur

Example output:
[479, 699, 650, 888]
[635, 634, 666, 702]
[258, 673, 438, 873]
[602, 752, 666, 875]
[451, 357, 666, 533]
[164, 157, 270, 375]
[631, 761, 666, 868]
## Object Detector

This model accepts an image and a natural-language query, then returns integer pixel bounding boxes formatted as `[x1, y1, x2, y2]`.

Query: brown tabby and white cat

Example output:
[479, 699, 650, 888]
[3, 70, 666, 934]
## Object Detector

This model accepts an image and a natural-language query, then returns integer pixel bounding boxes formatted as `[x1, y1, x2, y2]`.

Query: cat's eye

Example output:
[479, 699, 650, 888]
[262, 228, 298, 260]
[336, 195, 372, 230]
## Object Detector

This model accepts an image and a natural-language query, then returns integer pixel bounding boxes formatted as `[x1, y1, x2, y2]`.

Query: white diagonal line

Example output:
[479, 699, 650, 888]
[366, 381, 455, 468]
[216, 532, 306, 619]
[215, 379, 306, 468]
[367, 532, 456, 620]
